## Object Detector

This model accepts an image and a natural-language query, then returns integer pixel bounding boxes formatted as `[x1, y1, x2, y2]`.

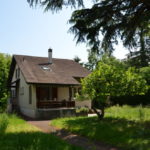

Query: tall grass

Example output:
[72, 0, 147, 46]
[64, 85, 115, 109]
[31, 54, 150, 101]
[105, 105, 150, 121]
[51, 105, 150, 150]
[0, 113, 9, 134]
[0, 113, 83, 150]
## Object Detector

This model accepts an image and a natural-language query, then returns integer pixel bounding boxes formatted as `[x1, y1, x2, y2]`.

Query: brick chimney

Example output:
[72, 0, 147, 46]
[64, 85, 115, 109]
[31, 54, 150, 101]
[48, 48, 52, 64]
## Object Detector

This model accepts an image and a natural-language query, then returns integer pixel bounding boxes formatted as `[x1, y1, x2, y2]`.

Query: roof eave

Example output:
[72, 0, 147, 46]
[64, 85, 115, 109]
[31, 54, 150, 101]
[26, 81, 80, 86]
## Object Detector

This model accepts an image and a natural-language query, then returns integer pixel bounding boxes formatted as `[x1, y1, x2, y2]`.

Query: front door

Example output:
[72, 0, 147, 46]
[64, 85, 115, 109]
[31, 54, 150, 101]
[52, 87, 57, 100]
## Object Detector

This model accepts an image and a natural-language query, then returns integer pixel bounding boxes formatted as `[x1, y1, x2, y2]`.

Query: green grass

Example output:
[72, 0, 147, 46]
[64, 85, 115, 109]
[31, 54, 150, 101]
[0, 113, 83, 150]
[51, 105, 150, 150]
[105, 105, 150, 121]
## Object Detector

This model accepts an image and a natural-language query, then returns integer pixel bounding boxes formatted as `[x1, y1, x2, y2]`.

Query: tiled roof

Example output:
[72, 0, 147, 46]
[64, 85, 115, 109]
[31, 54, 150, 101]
[10, 55, 90, 85]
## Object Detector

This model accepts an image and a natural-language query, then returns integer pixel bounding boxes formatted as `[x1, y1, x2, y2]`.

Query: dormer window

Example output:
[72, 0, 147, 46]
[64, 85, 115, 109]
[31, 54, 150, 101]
[41, 66, 51, 71]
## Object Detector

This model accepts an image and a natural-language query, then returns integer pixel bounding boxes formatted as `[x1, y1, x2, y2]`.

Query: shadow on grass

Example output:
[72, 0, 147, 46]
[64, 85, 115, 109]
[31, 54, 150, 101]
[57, 117, 150, 150]
[0, 131, 82, 150]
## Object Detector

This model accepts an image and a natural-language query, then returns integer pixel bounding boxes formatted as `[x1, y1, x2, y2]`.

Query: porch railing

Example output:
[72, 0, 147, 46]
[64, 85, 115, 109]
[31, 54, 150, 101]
[37, 100, 75, 109]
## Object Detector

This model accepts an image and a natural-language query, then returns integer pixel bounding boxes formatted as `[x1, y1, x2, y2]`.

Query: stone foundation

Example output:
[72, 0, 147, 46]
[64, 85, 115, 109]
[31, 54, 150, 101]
[35, 108, 76, 120]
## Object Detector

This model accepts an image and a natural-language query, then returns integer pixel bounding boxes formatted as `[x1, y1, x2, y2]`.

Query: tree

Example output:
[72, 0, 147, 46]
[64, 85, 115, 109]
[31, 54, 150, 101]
[27, 0, 150, 66]
[73, 55, 84, 66]
[81, 56, 148, 119]
[69, 0, 150, 53]
[140, 66, 150, 85]
[73, 55, 81, 63]
[126, 36, 150, 67]
[84, 49, 101, 71]
[27, 0, 84, 11]
[0, 53, 11, 112]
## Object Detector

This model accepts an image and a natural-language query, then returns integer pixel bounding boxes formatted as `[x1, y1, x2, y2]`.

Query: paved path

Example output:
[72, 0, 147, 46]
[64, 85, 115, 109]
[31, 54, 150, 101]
[27, 120, 121, 150]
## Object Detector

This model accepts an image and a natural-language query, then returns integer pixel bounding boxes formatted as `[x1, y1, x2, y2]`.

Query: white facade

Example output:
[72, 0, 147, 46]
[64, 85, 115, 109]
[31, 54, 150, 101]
[11, 65, 91, 118]
[11, 65, 37, 117]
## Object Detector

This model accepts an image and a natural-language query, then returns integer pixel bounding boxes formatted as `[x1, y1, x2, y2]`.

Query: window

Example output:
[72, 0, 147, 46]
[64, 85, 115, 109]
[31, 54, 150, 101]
[41, 66, 52, 71]
[20, 87, 24, 95]
[29, 85, 32, 104]
[36, 86, 57, 101]
[15, 68, 20, 79]
[11, 89, 16, 98]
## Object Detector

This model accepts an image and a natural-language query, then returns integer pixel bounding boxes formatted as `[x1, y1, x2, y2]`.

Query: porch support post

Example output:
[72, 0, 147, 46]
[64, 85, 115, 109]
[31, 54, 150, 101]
[69, 86, 72, 101]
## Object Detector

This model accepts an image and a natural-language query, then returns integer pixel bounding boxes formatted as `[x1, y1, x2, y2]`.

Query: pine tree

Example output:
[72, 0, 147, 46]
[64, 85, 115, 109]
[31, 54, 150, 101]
[28, 0, 150, 65]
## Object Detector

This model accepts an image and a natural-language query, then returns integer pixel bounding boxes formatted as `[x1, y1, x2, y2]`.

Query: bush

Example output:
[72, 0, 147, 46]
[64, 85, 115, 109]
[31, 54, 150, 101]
[111, 89, 150, 106]
[0, 113, 9, 134]
[0, 94, 8, 113]
[0, 53, 11, 112]
[76, 107, 89, 113]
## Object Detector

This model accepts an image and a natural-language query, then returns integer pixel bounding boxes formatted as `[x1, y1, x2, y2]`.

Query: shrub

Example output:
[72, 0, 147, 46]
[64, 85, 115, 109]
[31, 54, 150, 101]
[0, 94, 8, 113]
[0, 113, 9, 134]
[76, 107, 89, 114]
[0, 53, 11, 112]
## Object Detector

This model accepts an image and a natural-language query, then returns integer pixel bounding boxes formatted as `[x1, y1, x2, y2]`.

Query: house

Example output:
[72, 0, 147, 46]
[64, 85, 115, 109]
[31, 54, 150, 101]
[8, 49, 91, 119]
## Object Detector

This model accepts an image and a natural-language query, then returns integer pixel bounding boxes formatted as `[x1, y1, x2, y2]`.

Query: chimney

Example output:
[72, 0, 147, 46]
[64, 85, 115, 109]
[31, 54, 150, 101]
[48, 48, 52, 64]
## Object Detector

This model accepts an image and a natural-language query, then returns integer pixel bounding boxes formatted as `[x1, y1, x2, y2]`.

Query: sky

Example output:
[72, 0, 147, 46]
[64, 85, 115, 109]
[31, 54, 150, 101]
[0, 0, 128, 62]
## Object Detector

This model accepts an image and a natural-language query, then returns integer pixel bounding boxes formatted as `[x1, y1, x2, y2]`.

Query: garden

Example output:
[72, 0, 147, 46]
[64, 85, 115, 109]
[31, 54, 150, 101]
[51, 105, 150, 150]
[0, 113, 82, 150]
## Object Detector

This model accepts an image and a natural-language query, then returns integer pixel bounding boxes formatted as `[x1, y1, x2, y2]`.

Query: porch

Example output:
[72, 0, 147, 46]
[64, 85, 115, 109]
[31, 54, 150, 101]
[37, 100, 75, 109]
[36, 85, 78, 109]
[36, 107, 76, 119]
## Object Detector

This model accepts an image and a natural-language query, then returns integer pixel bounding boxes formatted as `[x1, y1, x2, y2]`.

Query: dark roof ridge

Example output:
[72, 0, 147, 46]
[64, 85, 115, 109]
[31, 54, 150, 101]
[7, 54, 90, 85]
[13, 54, 74, 61]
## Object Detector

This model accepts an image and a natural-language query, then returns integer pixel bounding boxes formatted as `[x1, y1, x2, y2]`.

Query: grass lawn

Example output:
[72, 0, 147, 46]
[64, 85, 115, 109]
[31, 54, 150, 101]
[0, 113, 83, 150]
[51, 105, 150, 150]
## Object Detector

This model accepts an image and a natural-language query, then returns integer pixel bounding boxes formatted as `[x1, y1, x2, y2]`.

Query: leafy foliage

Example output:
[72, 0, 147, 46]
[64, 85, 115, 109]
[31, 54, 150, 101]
[73, 55, 81, 63]
[27, 0, 84, 11]
[140, 66, 150, 84]
[125, 36, 150, 67]
[27, 0, 150, 67]
[0, 113, 9, 135]
[69, 0, 150, 55]
[76, 107, 89, 113]
[0, 53, 11, 112]
[84, 49, 101, 71]
[73, 55, 84, 66]
[82, 56, 148, 104]
[110, 66, 150, 106]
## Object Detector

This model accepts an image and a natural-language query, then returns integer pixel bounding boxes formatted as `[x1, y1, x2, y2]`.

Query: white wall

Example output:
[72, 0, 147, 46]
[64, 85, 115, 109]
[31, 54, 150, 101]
[75, 100, 91, 108]
[58, 87, 69, 100]
[11, 64, 18, 82]
[11, 65, 37, 118]
[11, 65, 91, 117]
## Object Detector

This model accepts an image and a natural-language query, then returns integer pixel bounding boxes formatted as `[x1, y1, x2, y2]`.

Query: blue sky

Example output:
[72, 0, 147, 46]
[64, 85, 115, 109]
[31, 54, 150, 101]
[0, 0, 128, 62]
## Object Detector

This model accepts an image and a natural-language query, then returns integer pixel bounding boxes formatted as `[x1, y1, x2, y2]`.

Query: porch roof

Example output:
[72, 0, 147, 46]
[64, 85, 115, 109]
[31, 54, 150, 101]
[8, 55, 90, 85]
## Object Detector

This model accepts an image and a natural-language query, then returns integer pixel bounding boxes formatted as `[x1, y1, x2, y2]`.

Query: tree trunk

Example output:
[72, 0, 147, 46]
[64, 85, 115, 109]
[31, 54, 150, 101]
[92, 99, 105, 120]
[92, 106, 104, 120]
[140, 28, 148, 67]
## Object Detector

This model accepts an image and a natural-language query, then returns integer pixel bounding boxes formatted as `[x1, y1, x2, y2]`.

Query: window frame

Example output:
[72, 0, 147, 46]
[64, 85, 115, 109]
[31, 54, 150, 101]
[29, 85, 32, 104]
